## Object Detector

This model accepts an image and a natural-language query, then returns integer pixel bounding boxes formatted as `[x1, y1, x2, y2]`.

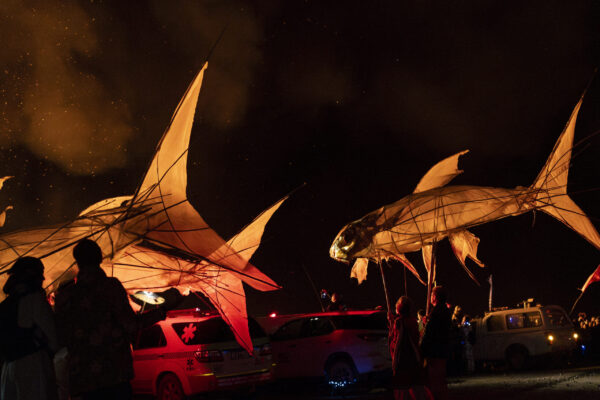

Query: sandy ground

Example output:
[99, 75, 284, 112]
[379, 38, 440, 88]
[448, 365, 600, 400]
[174, 363, 600, 399]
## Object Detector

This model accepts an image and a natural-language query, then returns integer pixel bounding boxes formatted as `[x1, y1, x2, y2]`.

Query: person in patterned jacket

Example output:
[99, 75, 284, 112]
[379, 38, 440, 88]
[54, 239, 165, 400]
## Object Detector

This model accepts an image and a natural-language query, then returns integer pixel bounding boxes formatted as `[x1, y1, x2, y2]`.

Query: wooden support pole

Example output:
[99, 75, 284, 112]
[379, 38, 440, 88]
[425, 241, 437, 316]
[570, 291, 584, 316]
[379, 259, 391, 314]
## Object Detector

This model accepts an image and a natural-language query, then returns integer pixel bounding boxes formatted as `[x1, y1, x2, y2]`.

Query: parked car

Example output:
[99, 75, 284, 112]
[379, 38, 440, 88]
[131, 309, 273, 399]
[258, 310, 391, 386]
[471, 304, 578, 369]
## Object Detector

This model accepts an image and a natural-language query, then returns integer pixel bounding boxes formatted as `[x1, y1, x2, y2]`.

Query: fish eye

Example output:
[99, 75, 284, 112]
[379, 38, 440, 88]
[341, 239, 355, 252]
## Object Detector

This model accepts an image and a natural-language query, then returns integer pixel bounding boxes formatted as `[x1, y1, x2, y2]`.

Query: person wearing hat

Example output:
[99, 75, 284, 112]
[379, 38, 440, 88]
[0, 257, 59, 400]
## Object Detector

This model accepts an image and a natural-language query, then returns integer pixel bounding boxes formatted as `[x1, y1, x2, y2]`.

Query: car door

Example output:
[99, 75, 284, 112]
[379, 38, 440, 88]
[300, 317, 336, 376]
[271, 318, 307, 378]
[482, 314, 506, 360]
[132, 324, 168, 393]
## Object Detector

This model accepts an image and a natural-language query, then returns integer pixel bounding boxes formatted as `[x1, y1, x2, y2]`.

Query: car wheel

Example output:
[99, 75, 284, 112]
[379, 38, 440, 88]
[506, 345, 529, 370]
[325, 357, 357, 387]
[157, 373, 185, 400]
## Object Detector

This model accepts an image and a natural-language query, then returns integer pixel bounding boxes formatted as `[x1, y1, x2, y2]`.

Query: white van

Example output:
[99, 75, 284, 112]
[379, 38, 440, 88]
[471, 304, 578, 369]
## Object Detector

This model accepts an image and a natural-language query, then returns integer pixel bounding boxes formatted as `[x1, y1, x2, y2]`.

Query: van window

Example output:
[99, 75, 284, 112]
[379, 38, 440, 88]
[486, 315, 504, 331]
[544, 308, 571, 327]
[506, 312, 542, 329]
[134, 325, 166, 349]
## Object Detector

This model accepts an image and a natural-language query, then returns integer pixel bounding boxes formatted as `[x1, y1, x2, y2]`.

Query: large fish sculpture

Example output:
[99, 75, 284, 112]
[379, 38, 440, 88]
[0, 63, 283, 353]
[330, 95, 600, 288]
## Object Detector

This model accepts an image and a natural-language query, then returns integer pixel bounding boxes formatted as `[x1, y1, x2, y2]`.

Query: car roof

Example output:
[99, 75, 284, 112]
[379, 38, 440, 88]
[154, 308, 220, 324]
[257, 309, 384, 334]
[270, 309, 382, 320]
[482, 304, 566, 317]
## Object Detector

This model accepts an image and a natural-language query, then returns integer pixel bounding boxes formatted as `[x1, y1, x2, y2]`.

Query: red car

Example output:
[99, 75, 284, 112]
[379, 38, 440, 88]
[131, 309, 273, 399]
[259, 310, 391, 386]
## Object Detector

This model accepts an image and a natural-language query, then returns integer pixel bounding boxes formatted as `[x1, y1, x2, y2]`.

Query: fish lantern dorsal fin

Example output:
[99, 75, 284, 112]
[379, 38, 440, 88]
[413, 150, 469, 193]
[136, 63, 209, 204]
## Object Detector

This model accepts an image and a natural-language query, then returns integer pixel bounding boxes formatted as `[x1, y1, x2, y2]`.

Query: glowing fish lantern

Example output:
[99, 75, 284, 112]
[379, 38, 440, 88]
[0, 63, 283, 353]
[330, 94, 599, 305]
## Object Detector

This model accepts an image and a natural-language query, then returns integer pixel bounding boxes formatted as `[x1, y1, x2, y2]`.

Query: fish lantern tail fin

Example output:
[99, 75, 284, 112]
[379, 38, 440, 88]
[530, 95, 600, 250]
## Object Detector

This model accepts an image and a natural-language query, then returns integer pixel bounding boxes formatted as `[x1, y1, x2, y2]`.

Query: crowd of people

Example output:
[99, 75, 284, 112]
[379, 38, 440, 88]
[387, 286, 454, 400]
[0, 240, 457, 400]
[447, 305, 476, 376]
[575, 312, 600, 330]
[5, 239, 595, 400]
[0, 239, 171, 400]
[574, 312, 600, 359]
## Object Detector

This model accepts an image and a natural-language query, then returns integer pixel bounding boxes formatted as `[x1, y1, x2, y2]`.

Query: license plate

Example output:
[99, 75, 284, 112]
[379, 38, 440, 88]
[229, 350, 250, 361]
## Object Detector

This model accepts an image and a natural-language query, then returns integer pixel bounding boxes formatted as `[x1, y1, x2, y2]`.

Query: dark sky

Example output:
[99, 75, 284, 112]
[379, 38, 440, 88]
[0, 1, 599, 317]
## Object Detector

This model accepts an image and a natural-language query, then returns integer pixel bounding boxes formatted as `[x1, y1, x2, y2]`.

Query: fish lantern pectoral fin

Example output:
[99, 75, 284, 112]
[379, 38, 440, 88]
[390, 253, 426, 285]
[350, 258, 369, 284]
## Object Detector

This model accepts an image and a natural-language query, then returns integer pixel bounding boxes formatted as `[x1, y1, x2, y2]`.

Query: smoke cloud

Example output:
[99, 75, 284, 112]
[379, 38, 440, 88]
[0, 1, 133, 175]
[149, 0, 269, 130]
[0, 1, 268, 175]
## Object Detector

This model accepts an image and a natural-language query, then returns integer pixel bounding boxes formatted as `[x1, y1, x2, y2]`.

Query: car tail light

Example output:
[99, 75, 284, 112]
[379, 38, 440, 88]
[357, 333, 386, 341]
[546, 334, 554, 345]
[194, 350, 223, 363]
[573, 332, 579, 340]
[259, 343, 272, 356]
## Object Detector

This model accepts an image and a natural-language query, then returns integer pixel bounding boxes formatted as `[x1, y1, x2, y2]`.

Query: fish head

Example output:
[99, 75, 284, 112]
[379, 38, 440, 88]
[330, 214, 379, 262]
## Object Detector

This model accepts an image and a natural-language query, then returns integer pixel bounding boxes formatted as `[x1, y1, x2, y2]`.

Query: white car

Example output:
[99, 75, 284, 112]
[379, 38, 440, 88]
[259, 310, 391, 386]
[131, 309, 273, 399]
[472, 304, 578, 369]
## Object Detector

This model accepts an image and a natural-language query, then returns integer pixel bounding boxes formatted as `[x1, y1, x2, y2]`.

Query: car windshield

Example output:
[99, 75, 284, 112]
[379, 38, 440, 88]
[544, 307, 572, 327]
[172, 317, 266, 345]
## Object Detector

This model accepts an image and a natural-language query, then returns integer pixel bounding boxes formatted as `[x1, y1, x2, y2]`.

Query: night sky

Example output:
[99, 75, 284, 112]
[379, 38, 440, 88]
[0, 1, 599, 318]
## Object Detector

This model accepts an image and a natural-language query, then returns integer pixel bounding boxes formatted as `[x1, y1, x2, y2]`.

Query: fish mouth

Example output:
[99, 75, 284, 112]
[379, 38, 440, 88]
[329, 243, 348, 262]
[329, 236, 356, 263]
[329, 241, 353, 263]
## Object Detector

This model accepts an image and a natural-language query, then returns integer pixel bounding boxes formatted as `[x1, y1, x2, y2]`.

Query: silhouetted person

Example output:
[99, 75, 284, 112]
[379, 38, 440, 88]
[461, 315, 475, 374]
[0, 257, 59, 400]
[417, 309, 426, 336]
[388, 296, 433, 400]
[448, 305, 465, 376]
[54, 239, 141, 400]
[420, 286, 452, 400]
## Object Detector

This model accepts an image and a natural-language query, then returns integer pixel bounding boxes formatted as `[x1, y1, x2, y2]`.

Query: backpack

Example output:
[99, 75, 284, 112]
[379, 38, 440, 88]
[0, 294, 43, 362]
